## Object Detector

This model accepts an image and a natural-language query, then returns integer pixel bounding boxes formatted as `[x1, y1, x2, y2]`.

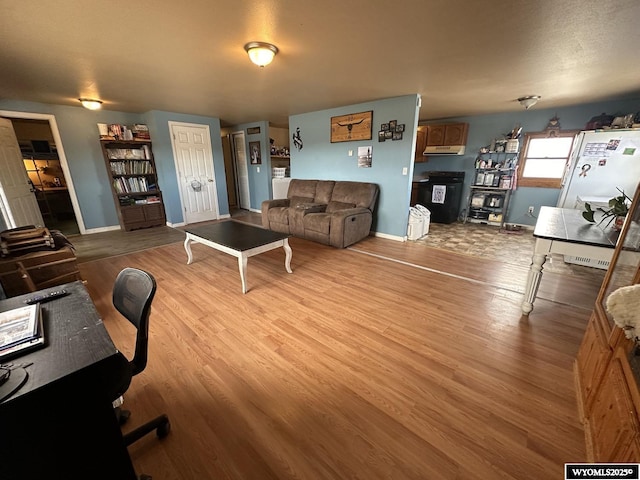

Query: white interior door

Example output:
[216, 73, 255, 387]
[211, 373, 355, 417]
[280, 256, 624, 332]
[170, 122, 219, 224]
[232, 132, 250, 209]
[0, 117, 44, 228]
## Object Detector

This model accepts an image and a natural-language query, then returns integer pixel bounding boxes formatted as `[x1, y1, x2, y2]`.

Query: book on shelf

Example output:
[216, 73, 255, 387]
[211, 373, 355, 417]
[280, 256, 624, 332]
[0, 304, 45, 360]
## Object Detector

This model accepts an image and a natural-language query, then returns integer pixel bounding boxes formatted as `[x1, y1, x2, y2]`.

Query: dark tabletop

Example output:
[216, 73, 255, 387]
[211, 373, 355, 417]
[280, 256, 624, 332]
[0, 281, 125, 404]
[185, 221, 290, 251]
[534, 206, 619, 248]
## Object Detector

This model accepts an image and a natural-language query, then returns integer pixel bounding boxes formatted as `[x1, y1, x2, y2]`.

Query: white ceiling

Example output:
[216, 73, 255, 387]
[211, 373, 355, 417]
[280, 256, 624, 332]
[2, 0, 640, 127]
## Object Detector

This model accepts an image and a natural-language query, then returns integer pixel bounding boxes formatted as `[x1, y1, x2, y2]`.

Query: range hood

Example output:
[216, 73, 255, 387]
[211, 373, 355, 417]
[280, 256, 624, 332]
[423, 145, 466, 155]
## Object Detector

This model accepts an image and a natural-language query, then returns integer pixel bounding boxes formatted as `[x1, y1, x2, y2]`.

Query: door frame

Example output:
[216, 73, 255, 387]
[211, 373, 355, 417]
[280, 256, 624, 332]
[231, 130, 250, 210]
[168, 121, 219, 225]
[0, 110, 86, 234]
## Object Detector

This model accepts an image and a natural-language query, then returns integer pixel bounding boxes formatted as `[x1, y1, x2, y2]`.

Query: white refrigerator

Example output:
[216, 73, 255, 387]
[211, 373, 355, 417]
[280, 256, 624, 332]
[557, 129, 640, 209]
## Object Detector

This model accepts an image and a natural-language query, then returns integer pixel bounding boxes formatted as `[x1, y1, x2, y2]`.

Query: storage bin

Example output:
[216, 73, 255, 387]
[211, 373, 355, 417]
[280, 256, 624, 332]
[407, 207, 424, 240]
[414, 204, 431, 236]
[272, 167, 287, 178]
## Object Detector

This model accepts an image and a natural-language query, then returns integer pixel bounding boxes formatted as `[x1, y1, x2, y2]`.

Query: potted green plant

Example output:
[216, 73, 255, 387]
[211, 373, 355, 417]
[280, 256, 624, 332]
[582, 188, 631, 230]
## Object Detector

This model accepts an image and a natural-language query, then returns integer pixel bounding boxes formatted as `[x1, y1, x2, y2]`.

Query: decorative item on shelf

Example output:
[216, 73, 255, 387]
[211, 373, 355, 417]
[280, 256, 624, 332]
[545, 115, 561, 135]
[581, 187, 631, 230]
[606, 284, 640, 352]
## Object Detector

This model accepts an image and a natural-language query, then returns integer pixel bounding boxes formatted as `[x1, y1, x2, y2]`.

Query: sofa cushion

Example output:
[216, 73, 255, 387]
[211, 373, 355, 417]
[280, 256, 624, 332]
[290, 196, 314, 207]
[331, 181, 378, 210]
[326, 200, 356, 213]
[303, 213, 331, 235]
[287, 179, 318, 199]
[314, 181, 336, 204]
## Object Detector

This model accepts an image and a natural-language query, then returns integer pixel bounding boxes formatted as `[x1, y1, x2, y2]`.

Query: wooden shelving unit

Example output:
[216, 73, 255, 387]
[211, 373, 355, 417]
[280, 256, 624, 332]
[100, 140, 166, 231]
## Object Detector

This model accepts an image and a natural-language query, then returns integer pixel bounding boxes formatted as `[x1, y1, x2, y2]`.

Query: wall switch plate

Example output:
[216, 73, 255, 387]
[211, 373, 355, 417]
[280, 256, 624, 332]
[402, 167, 408, 175]
[348, 150, 353, 156]
[257, 166, 260, 173]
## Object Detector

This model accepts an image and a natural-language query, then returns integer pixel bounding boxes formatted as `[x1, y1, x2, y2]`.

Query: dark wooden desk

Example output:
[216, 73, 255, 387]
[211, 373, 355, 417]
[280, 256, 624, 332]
[0, 281, 137, 480]
[521, 207, 618, 315]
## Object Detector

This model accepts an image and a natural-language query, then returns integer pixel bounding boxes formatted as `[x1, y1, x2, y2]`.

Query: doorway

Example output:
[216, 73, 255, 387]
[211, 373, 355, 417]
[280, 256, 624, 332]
[0, 110, 85, 236]
[231, 131, 250, 210]
[11, 119, 80, 235]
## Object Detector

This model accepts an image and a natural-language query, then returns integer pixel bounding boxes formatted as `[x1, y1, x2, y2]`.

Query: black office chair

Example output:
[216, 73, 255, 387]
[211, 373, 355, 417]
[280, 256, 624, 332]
[111, 267, 170, 448]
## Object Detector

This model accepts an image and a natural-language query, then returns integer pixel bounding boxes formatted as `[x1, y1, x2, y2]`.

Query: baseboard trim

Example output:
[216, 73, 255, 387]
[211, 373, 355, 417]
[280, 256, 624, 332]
[83, 225, 121, 234]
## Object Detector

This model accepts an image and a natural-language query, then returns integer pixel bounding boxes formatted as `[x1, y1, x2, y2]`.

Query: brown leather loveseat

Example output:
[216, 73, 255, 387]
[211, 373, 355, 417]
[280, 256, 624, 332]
[261, 179, 379, 248]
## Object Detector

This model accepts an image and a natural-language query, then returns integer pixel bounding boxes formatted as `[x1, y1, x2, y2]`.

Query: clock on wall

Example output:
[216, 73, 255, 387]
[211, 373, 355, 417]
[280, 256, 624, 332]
[330, 111, 373, 143]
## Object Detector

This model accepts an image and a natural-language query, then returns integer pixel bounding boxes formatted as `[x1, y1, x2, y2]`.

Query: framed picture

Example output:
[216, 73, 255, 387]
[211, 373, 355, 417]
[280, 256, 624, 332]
[331, 111, 373, 143]
[392, 132, 403, 141]
[396, 124, 405, 133]
[378, 131, 386, 142]
[249, 141, 261, 164]
[384, 130, 393, 139]
[381, 123, 389, 131]
[388, 120, 397, 130]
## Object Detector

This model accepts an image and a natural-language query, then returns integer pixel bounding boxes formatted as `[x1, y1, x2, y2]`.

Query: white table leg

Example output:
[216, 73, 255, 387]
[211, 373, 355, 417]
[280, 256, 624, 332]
[184, 236, 194, 265]
[238, 254, 248, 294]
[521, 252, 547, 315]
[283, 239, 293, 273]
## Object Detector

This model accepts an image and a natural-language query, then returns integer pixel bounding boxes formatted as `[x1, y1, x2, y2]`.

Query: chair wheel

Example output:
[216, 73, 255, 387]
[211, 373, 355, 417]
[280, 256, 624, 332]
[156, 417, 171, 439]
[118, 409, 131, 426]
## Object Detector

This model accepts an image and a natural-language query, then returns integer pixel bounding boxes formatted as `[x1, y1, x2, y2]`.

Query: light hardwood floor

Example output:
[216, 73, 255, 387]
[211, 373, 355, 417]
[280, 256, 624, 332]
[78, 234, 595, 479]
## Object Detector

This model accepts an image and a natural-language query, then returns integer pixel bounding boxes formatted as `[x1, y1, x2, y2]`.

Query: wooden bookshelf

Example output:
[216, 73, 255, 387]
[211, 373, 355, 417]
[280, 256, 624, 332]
[100, 140, 166, 231]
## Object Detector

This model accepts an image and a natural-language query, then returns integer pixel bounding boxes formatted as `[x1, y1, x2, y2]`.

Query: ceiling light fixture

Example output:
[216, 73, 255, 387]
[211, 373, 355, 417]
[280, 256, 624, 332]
[79, 98, 103, 110]
[517, 95, 541, 110]
[244, 42, 278, 67]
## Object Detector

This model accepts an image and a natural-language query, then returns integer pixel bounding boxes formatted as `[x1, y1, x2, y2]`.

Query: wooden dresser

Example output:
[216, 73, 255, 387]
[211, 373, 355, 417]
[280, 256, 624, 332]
[575, 183, 640, 461]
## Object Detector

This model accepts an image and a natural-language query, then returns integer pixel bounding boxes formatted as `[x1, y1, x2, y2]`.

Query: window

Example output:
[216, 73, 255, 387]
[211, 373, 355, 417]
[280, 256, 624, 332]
[518, 130, 578, 188]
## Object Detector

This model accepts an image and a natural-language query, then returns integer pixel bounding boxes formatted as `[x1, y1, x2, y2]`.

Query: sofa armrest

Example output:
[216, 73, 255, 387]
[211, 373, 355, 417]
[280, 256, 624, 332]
[262, 199, 290, 210]
[262, 199, 291, 229]
[329, 208, 373, 248]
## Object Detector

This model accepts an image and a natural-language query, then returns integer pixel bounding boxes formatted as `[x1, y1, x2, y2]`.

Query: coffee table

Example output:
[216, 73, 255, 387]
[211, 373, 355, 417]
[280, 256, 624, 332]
[183, 221, 292, 294]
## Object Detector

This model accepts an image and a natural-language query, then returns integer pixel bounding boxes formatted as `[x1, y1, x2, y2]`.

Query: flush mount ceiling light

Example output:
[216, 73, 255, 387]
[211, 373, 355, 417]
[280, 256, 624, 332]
[78, 98, 103, 110]
[244, 42, 279, 67]
[517, 95, 541, 110]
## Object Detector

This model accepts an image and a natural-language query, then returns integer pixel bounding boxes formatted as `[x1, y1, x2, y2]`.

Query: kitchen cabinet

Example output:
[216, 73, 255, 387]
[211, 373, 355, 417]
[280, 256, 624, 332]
[100, 140, 166, 231]
[575, 183, 640, 462]
[425, 123, 468, 147]
[414, 127, 427, 163]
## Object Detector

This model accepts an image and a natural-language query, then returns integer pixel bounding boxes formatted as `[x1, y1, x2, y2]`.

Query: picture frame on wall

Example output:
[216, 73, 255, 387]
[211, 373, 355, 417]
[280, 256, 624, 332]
[381, 123, 389, 131]
[249, 141, 261, 164]
[330, 111, 373, 143]
[378, 131, 386, 142]
[388, 120, 397, 130]
[395, 124, 405, 133]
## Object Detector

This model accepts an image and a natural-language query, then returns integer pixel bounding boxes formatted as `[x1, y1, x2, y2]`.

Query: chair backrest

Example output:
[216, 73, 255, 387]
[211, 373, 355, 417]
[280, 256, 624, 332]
[112, 267, 157, 376]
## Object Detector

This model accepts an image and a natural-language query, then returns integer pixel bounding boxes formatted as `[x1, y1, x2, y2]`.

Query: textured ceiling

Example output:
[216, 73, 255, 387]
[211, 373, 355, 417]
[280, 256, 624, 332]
[1, 0, 639, 127]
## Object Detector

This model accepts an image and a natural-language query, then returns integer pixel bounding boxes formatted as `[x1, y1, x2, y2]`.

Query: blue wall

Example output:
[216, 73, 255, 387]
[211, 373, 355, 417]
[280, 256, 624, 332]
[0, 100, 229, 231]
[289, 95, 420, 238]
[414, 96, 640, 226]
